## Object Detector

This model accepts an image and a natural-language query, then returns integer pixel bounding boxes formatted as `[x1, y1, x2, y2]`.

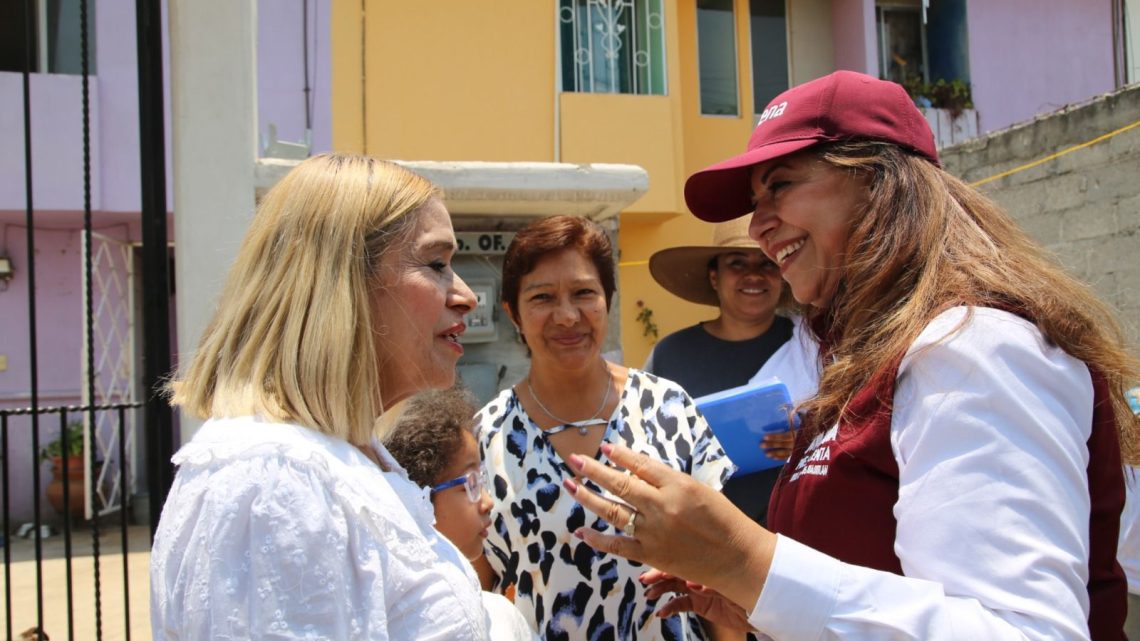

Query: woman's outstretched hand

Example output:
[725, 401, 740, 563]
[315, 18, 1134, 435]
[563, 443, 776, 613]
[641, 570, 754, 632]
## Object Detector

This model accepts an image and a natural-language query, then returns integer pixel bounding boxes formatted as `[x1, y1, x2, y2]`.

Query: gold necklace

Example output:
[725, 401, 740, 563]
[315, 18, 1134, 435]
[526, 363, 614, 436]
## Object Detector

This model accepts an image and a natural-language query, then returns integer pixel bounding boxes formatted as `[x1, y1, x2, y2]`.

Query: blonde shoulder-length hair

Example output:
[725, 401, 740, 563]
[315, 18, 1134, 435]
[802, 141, 1140, 462]
[169, 154, 439, 446]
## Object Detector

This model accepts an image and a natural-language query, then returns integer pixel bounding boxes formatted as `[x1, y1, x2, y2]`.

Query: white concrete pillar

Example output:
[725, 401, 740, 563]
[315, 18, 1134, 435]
[169, 0, 258, 442]
[1127, 0, 1140, 84]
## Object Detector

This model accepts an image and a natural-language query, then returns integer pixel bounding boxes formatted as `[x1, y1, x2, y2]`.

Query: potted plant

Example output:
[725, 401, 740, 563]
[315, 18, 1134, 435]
[40, 421, 89, 522]
[901, 75, 974, 120]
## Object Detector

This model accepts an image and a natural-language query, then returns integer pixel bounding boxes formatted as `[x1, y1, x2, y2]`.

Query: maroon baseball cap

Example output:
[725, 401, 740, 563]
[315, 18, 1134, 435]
[684, 70, 939, 222]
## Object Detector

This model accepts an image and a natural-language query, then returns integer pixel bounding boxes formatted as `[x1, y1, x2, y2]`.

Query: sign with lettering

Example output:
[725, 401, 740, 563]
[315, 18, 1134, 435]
[456, 232, 515, 255]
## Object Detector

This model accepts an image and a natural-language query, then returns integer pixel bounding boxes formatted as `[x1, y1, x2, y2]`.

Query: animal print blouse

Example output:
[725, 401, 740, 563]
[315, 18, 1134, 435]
[476, 368, 735, 641]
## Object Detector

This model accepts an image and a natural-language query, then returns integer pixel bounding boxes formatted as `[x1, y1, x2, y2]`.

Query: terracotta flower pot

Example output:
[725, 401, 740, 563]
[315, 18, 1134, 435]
[45, 455, 88, 522]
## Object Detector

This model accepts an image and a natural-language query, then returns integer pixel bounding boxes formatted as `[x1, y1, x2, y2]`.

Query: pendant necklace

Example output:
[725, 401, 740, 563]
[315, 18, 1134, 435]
[527, 363, 614, 436]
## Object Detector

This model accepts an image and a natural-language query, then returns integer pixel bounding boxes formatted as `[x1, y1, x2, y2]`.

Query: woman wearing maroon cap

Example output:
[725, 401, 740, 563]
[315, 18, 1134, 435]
[560, 71, 1138, 640]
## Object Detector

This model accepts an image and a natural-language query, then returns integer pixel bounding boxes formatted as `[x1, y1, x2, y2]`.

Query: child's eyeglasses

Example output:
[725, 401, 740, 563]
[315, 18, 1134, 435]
[430, 469, 488, 503]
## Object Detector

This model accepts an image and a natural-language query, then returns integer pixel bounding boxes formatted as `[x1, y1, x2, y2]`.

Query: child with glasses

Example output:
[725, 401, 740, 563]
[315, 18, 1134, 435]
[387, 386, 537, 641]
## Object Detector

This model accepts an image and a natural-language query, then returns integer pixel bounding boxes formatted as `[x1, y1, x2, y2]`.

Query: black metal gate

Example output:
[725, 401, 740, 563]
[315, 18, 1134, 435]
[2, 0, 175, 638]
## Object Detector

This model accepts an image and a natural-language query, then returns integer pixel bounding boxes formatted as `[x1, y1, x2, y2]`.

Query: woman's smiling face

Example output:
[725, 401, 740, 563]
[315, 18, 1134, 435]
[512, 248, 608, 371]
[747, 152, 867, 308]
[709, 251, 782, 324]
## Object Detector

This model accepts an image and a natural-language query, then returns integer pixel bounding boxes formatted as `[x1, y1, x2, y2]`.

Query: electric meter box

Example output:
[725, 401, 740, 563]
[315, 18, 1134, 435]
[460, 277, 498, 343]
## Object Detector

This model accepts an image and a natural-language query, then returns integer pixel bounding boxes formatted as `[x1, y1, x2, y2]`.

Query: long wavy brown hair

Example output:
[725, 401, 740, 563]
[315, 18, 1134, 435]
[797, 141, 1140, 463]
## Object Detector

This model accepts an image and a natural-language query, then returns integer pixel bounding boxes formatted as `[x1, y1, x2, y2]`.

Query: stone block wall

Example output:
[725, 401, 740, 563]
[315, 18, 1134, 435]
[940, 84, 1140, 352]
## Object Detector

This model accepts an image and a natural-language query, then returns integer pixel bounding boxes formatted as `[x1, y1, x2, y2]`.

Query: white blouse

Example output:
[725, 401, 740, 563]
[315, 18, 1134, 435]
[748, 307, 1097, 640]
[150, 416, 488, 640]
[748, 315, 821, 405]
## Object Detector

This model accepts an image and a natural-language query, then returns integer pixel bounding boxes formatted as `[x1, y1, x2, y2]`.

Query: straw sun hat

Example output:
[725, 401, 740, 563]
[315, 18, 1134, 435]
[648, 216, 770, 307]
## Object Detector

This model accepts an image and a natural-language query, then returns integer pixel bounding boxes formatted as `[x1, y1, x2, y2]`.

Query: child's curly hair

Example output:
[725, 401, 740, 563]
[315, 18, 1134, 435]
[385, 385, 479, 488]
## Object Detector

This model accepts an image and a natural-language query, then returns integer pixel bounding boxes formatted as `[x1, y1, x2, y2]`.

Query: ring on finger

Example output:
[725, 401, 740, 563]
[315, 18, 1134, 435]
[624, 510, 639, 538]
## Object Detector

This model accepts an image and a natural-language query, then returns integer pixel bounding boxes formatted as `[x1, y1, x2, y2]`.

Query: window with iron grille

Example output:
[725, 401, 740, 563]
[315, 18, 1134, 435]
[559, 0, 667, 96]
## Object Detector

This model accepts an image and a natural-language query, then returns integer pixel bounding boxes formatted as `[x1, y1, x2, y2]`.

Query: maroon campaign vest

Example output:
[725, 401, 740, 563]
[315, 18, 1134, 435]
[767, 363, 1127, 639]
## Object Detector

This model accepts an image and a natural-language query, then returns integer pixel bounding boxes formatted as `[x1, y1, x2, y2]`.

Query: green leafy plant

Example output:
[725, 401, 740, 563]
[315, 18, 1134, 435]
[635, 300, 658, 343]
[40, 421, 85, 463]
[901, 76, 974, 120]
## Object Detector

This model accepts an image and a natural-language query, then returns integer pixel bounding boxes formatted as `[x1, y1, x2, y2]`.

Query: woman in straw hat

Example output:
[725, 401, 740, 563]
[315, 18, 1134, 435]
[559, 70, 1137, 640]
[150, 155, 490, 639]
[645, 216, 818, 527]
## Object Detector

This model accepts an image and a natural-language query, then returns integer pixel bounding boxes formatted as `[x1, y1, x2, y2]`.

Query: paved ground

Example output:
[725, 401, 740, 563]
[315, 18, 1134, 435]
[2, 522, 151, 641]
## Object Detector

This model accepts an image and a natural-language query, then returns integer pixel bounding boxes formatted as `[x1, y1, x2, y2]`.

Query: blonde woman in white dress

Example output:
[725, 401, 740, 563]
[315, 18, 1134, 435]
[150, 154, 492, 640]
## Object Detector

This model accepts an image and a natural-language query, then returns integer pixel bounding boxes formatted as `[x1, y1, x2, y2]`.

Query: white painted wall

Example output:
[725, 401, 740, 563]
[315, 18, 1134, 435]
[787, 0, 837, 85]
[169, 0, 258, 442]
[1127, 0, 1140, 84]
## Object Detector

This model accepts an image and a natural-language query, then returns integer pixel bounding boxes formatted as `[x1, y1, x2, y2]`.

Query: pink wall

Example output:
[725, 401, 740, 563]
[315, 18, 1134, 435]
[967, 1, 1116, 133]
[0, 213, 138, 520]
[831, 0, 878, 75]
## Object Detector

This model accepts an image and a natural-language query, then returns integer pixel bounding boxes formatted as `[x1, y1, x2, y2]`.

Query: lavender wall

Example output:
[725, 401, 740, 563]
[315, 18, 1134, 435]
[258, 0, 332, 154]
[0, 74, 104, 210]
[967, 1, 1116, 133]
[831, 0, 878, 75]
[0, 0, 159, 213]
[96, 0, 154, 213]
[0, 0, 332, 213]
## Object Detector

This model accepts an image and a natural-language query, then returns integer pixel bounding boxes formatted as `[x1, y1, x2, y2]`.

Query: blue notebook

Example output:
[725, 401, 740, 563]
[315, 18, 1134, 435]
[694, 377, 797, 475]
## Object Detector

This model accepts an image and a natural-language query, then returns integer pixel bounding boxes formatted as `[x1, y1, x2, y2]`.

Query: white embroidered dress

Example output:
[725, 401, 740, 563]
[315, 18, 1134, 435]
[150, 416, 488, 640]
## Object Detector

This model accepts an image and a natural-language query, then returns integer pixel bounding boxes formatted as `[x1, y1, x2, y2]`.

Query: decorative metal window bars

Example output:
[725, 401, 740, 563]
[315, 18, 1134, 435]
[559, 0, 667, 95]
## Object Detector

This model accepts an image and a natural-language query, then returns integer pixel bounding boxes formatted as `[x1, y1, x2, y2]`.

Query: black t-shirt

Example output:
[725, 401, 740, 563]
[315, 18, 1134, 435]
[647, 316, 793, 526]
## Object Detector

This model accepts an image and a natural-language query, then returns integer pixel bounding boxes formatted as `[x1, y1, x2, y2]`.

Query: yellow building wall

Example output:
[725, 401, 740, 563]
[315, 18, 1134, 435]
[619, 217, 721, 368]
[329, 0, 835, 368]
[330, 0, 364, 153]
[675, 0, 757, 177]
[560, 94, 682, 214]
[332, 0, 556, 161]
[618, 0, 760, 368]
